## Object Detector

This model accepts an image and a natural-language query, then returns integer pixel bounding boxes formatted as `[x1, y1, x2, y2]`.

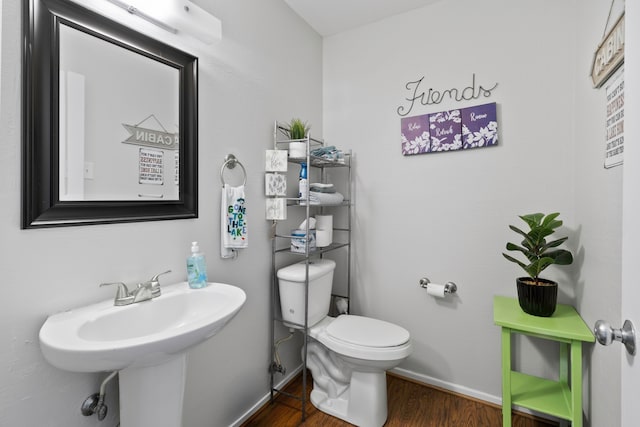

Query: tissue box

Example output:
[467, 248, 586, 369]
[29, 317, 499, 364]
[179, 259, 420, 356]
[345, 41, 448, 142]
[291, 229, 316, 253]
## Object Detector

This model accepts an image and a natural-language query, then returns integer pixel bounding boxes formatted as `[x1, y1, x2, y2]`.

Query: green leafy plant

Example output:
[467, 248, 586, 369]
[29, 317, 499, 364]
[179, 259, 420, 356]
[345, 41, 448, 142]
[502, 212, 573, 285]
[288, 118, 310, 140]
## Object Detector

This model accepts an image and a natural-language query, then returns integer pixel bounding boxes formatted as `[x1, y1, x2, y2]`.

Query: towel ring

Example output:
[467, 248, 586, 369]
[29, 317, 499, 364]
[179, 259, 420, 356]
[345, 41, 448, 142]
[220, 154, 247, 187]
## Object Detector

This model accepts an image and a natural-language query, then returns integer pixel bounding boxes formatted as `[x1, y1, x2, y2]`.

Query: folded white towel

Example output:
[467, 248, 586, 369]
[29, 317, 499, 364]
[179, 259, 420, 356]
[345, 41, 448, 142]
[308, 191, 344, 205]
[221, 184, 248, 258]
[310, 182, 334, 189]
[309, 182, 336, 193]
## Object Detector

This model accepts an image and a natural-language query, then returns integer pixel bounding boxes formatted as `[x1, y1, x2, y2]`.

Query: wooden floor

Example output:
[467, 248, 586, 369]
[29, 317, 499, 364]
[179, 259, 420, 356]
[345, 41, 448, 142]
[242, 372, 558, 427]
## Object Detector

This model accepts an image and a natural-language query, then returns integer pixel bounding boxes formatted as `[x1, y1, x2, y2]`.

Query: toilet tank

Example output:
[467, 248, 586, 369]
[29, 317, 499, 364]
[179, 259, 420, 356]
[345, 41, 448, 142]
[277, 259, 336, 328]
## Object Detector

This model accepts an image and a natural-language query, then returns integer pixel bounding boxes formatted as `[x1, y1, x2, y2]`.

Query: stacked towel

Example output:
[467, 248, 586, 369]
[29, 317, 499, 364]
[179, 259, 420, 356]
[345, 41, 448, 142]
[309, 191, 344, 205]
[310, 145, 344, 162]
[309, 182, 336, 193]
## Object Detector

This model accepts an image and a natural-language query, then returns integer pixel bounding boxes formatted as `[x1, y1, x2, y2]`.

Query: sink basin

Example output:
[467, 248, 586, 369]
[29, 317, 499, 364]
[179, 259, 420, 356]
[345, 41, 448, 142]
[39, 281, 246, 426]
[40, 282, 246, 372]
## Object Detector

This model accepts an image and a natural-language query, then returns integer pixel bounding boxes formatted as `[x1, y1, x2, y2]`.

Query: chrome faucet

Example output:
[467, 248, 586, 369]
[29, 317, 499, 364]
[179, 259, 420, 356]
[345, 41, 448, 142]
[100, 270, 171, 306]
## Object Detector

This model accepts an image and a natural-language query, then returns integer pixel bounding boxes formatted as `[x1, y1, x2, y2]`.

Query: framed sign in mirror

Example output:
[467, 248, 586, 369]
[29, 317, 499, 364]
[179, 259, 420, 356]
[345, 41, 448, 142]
[23, 0, 198, 228]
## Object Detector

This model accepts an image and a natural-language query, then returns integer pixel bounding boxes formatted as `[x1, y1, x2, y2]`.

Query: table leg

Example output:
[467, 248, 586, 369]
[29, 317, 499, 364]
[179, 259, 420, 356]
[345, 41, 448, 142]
[570, 340, 583, 427]
[501, 327, 512, 427]
[558, 343, 570, 427]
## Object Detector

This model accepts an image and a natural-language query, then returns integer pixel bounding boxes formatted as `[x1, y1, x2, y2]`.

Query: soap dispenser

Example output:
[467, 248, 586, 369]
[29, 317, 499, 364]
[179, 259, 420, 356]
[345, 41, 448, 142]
[186, 241, 208, 289]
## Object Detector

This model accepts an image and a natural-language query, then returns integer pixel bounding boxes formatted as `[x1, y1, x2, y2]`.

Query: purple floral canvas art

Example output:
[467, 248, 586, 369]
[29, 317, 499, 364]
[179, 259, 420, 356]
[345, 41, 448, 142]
[461, 102, 498, 149]
[401, 113, 430, 155]
[429, 109, 462, 152]
[400, 102, 498, 156]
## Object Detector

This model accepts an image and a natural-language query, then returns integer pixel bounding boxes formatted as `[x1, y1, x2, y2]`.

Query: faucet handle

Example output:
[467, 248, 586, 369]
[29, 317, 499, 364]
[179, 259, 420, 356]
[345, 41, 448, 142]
[150, 270, 172, 283]
[99, 282, 130, 301]
[148, 270, 171, 297]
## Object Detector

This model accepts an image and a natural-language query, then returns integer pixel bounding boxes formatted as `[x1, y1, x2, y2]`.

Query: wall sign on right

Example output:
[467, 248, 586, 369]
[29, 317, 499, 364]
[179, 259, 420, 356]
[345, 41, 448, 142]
[591, 13, 624, 89]
[401, 102, 498, 156]
[604, 67, 624, 168]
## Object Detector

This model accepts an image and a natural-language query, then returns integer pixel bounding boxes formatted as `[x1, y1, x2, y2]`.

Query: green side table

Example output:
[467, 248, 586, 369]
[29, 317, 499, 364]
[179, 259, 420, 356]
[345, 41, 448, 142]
[493, 296, 595, 427]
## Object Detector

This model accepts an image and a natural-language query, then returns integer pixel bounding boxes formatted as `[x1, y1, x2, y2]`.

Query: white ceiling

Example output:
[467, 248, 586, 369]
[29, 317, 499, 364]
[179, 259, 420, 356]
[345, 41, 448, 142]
[283, 0, 442, 37]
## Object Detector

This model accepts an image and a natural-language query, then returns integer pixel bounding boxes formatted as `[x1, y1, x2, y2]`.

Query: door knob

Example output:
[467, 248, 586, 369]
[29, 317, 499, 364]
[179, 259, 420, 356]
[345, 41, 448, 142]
[593, 319, 636, 355]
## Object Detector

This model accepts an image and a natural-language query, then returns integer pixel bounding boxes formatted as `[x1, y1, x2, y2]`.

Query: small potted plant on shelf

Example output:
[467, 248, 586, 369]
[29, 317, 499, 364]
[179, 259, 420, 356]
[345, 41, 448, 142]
[502, 212, 574, 317]
[287, 118, 311, 158]
[288, 118, 310, 139]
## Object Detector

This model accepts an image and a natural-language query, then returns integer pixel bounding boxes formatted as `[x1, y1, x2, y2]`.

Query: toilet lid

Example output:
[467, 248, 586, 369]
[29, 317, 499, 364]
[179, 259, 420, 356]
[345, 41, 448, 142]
[326, 315, 410, 348]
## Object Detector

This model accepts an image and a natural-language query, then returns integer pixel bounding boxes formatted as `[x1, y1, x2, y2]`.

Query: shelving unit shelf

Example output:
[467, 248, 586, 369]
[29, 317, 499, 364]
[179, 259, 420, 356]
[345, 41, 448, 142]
[273, 241, 350, 255]
[510, 372, 572, 419]
[268, 121, 353, 422]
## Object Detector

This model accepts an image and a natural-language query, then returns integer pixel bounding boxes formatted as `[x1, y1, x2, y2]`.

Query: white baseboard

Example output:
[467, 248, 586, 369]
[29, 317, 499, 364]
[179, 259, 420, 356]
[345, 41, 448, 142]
[229, 365, 303, 427]
[391, 367, 501, 404]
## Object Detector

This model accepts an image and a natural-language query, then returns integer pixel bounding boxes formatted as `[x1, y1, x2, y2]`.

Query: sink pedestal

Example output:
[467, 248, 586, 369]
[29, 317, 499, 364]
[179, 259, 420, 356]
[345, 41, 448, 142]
[119, 354, 186, 427]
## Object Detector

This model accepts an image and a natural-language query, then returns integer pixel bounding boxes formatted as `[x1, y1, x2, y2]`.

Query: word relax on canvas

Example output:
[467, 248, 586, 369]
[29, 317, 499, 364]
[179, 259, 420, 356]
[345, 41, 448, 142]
[397, 74, 498, 117]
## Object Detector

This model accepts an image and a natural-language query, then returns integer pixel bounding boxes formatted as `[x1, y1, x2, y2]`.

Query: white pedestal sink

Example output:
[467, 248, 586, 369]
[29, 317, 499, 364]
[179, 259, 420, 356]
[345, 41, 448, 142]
[39, 282, 246, 427]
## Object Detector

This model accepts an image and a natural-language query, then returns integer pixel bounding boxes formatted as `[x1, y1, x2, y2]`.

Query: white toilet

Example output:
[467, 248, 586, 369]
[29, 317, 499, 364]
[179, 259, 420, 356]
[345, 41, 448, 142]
[277, 259, 412, 427]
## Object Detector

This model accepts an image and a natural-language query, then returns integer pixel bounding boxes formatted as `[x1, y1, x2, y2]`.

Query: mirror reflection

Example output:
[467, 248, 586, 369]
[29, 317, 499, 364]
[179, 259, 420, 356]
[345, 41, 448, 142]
[59, 23, 180, 201]
[22, 0, 198, 228]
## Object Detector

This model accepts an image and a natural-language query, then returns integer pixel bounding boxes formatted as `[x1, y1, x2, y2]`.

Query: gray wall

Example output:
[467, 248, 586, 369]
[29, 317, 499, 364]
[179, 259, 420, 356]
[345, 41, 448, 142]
[323, 1, 621, 425]
[0, 0, 626, 426]
[0, 1, 322, 426]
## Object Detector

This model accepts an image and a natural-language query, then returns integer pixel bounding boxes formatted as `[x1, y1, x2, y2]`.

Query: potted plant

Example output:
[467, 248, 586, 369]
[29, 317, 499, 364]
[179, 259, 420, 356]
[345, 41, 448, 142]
[288, 118, 310, 140]
[502, 212, 573, 317]
[287, 118, 311, 158]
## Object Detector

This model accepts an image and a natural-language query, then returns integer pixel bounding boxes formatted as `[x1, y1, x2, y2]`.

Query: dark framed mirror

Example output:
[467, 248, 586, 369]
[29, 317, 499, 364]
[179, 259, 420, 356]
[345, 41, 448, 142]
[23, 0, 198, 228]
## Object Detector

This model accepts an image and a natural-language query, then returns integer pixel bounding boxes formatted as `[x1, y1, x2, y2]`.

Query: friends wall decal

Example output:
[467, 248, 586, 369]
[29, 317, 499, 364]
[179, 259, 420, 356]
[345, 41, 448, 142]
[397, 74, 498, 117]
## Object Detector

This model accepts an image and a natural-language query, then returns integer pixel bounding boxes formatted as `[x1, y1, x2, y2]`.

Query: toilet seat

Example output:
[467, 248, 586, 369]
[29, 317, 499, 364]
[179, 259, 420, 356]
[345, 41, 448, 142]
[310, 315, 412, 361]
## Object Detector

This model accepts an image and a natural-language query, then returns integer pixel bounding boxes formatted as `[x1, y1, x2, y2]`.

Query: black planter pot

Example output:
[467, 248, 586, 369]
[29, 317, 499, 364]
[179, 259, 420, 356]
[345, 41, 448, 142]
[516, 277, 558, 317]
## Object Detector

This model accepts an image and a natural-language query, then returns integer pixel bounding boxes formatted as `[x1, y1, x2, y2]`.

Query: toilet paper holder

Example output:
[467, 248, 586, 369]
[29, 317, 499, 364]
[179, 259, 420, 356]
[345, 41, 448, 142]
[419, 277, 457, 295]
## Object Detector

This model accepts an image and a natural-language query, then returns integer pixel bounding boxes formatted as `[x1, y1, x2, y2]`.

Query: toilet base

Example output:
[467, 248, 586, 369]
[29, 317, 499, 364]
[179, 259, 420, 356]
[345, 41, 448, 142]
[310, 370, 388, 427]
